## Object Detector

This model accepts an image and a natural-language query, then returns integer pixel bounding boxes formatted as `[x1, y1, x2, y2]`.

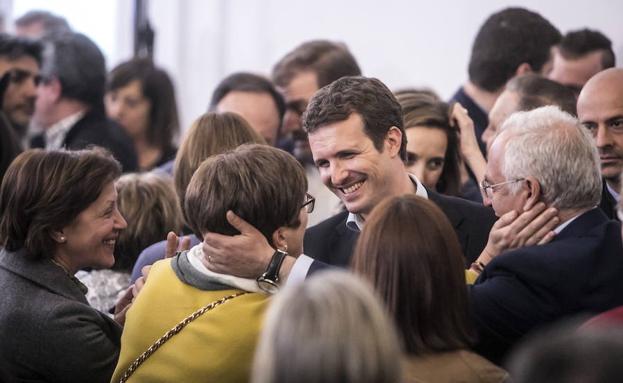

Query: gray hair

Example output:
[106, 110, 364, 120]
[40, 32, 106, 110]
[252, 270, 402, 383]
[500, 106, 601, 210]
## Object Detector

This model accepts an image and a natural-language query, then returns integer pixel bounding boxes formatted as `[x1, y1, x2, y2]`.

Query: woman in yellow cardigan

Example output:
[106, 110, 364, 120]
[112, 144, 310, 383]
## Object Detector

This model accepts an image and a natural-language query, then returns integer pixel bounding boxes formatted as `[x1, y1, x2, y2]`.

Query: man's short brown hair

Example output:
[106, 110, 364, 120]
[302, 76, 407, 160]
[272, 40, 361, 89]
[184, 144, 307, 243]
[0, 148, 121, 259]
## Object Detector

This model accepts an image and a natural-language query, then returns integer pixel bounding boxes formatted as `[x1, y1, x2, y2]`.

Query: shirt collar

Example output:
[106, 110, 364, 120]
[346, 174, 428, 232]
[186, 244, 264, 294]
[606, 182, 621, 203]
[44, 110, 85, 150]
[553, 212, 583, 235]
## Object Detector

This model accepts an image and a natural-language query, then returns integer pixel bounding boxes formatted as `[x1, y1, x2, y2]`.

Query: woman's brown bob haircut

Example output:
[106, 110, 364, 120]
[0, 148, 121, 260]
[173, 112, 266, 204]
[352, 195, 474, 354]
[184, 144, 307, 243]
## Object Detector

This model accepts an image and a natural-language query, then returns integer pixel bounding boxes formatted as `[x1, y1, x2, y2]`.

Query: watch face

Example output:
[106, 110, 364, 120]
[257, 278, 279, 294]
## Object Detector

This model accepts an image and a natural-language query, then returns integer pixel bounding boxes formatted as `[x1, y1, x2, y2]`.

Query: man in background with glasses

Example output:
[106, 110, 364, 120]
[0, 34, 41, 142]
[578, 68, 623, 221]
[469, 105, 623, 364]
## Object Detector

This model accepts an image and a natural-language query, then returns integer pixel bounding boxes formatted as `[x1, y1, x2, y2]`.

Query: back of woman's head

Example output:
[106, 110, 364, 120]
[107, 57, 179, 150]
[252, 270, 402, 383]
[173, 112, 266, 203]
[395, 91, 461, 195]
[184, 144, 306, 244]
[0, 148, 121, 259]
[114, 172, 183, 272]
[352, 195, 473, 354]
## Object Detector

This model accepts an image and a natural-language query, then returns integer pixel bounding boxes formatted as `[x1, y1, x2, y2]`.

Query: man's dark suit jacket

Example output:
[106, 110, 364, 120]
[599, 179, 619, 221]
[469, 208, 623, 364]
[31, 110, 138, 172]
[305, 189, 496, 274]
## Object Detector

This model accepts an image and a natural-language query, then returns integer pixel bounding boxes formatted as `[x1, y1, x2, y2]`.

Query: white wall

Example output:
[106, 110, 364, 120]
[9, 0, 623, 132]
[147, 0, 623, 131]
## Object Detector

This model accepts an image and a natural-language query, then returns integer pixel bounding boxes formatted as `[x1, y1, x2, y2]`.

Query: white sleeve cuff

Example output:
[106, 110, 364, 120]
[286, 254, 314, 286]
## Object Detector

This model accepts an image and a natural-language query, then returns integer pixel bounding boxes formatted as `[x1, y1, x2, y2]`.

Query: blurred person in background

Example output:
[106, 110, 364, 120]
[0, 33, 42, 141]
[14, 9, 71, 39]
[106, 58, 180, 171]
[252, 270, 402, 383]
[395, 90, 462, 196]
[130, 112, 266, 281]
[450, 7, 561, 155]
[210, 71, 285, 146]
[577, 68, 623, 221]
[30, 32, 138, 172]
[548, 28, 615, 97]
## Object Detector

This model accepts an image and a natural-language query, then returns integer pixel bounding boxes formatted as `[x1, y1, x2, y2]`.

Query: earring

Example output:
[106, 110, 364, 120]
[59, 236, 66, 243]
[280, 244, 288, 253]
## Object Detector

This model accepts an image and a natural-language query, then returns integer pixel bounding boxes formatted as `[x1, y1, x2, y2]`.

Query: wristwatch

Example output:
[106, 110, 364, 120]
[256, 249, 288, 293]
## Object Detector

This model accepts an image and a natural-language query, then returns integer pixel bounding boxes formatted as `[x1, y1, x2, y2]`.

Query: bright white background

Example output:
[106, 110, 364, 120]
[4, 0, 623, 132]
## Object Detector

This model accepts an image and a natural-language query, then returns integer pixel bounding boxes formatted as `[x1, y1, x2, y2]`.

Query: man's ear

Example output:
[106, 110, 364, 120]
[46, 77, 63, 102]
[522, 176, 542, 211]
[385, 126, 403, 158]
[515, 62, 533, 77]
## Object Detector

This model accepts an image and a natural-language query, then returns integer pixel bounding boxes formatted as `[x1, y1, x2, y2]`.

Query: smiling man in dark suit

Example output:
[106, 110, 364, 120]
[301, 76, 495, 271]
[198, 76, 504, 287]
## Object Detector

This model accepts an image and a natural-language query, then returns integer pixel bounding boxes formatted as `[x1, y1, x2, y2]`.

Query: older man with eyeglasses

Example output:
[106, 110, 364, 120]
[468, 105, 623, 364]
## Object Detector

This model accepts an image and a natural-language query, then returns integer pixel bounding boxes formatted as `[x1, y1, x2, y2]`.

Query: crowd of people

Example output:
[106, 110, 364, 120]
[1, 6, 623, 383]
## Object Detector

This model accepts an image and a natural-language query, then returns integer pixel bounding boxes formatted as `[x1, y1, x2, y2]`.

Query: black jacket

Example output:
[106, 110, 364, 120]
[305, 189, 496, 274]
[31, 110, 138, 172]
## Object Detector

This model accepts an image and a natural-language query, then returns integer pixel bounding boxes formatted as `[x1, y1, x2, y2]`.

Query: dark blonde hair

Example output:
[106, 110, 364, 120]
[352, 195, 473, 354]
[173, 112, 266, 204]
[114, 172, 183, 271]
[0, 148, 121, 259]
[184, 144, 306, 243]
[396, 91, 461, 196]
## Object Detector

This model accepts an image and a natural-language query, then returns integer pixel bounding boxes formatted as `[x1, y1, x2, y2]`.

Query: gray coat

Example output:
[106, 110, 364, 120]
[0, 248, 121, 383]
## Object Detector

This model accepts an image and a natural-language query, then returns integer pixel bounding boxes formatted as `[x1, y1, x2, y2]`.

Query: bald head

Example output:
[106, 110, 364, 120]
[577, 68, 623, 189]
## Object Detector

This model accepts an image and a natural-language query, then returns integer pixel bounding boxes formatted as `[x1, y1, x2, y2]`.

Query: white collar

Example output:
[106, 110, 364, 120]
[186, 244, 264, 294]
[346, 174, 428, 232]
[606, 182, 621, 203]
[553, 212, 583, 235]
[44, 110, 85, 150]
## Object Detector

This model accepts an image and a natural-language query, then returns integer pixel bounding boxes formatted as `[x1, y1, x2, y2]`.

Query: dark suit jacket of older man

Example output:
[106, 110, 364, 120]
[0, 249, 121, 383]
[305, 188, 496, 273]
[470, 208, 623, 364]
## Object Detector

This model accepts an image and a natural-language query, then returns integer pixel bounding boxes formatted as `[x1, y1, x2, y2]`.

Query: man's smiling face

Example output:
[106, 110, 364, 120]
[309, 113, 401, 218]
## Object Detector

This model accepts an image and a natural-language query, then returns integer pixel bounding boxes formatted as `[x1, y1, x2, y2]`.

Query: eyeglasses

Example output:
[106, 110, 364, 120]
[480, 178, 525, 199]
[301, 193, 315, 213]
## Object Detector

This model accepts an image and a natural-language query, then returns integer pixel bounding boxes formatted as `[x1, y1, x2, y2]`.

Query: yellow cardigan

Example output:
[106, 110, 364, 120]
[111, 259, 269, 383]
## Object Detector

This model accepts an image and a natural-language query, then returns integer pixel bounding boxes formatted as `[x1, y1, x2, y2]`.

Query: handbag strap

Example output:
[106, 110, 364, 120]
[119, 291, 248, 383]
